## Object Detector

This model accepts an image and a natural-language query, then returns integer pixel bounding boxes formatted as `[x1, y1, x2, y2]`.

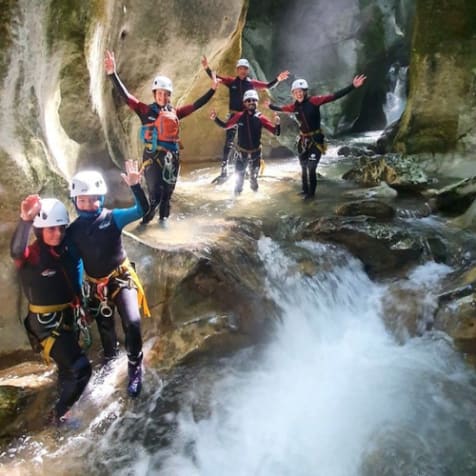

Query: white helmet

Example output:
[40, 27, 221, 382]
[291, 79, 309, 91]
[236, 58, 250, 69]
[152, 75, 173, 93]
[243, 89, 259, 102]
[70, 170, 107, 197]
[33, 198, 69, 228]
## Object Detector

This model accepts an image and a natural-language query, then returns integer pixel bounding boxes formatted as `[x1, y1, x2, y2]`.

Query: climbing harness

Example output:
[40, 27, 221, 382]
[84, 258, 151, 318]
[298, 128, 327, 154]
[28, 303, 72, 364]
[141, 149, 179, 185]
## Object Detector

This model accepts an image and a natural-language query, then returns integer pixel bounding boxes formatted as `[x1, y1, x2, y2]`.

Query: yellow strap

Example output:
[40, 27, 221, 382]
[125, 259, 151, 318]
[300, 128, 322, 137]
[85, 259, 151, 318]
[259, 158, 266, 176]
[41, 335, 56, 365]
[236, 145, 262, 154]
[140, 158, 154, 172]
[29, 303, 71, 313]
[316, 142, 328, 154]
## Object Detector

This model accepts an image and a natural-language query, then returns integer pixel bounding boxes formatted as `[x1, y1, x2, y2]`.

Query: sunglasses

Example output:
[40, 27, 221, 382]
[245, 99, 258, 103]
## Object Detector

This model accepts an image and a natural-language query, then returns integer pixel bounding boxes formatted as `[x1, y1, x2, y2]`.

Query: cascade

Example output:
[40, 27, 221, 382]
[383, 63, 408, 126]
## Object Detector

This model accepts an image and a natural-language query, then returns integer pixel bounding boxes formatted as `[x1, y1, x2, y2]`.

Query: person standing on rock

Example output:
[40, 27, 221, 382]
[67, 161, 151, 398]
[267, 75, 367, 200]
[201, 55, 289, 181]
[210, 89, 281, 195]
[105, 50, 220, 225]
[10, 195, 92, 426]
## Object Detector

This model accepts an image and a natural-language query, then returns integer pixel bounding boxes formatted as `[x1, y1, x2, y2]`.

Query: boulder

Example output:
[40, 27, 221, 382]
[336, 199, 396, 220]
[298, 215, 425, 277]
[342, 155, 429, 191]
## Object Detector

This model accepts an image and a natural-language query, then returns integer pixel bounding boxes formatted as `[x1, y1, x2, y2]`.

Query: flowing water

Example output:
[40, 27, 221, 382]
[2, 151, 476, 475]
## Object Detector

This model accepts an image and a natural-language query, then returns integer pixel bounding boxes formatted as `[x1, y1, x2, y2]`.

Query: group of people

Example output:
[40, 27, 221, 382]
[105, 51, 366, 216]
[10, 51, 366, 427]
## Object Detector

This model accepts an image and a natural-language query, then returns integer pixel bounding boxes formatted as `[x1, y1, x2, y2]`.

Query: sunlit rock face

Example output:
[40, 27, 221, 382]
[393, 1, 476, 158]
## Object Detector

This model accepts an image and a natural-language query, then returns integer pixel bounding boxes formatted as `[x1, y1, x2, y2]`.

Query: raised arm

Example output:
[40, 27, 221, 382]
[176, 73, 220, 119]
[104, 50, 148, 114]
[10, 195, 41, 261]
[112, 160, 149, 229]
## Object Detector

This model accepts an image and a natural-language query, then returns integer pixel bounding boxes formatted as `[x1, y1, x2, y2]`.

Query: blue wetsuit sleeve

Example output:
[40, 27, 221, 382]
[112, 184, 149, 230]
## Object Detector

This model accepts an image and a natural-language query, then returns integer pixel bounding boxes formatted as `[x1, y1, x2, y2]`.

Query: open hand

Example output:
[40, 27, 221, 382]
[121, 160, 142, 186]
[20, 194, 41, 221]
[104, 50, 116, 75]
[277, 70, 290, 82]
[353, 74, 367, 88]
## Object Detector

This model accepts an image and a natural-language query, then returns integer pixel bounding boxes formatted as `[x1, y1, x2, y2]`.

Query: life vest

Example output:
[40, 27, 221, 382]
[140, 105, 180, 152]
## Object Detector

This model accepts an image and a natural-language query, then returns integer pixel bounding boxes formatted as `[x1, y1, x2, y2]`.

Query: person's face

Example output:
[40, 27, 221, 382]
[154, 89, 171, 106]
[76, 195, 101, 212]
[236, 66, 249, 79]
[42, 225, 66, 246]
[244, 97, 258, 112]
[292, 88, 306, 102]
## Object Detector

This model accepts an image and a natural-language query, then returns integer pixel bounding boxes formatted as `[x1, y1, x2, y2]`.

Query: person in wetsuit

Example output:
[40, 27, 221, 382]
[268, 75, 367, 200]
[67, 161, 150, 398]
[210, 89, 281, 195]
[105, 50, 220, 225]
[201, 55, 289, 179]
[11, 196, 92, 426]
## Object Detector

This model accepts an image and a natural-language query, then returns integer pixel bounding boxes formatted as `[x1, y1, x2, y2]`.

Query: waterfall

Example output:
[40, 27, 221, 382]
[383, 63, 408, 126]
[0, 0, 79, 180]
[109, 238, 475, 476]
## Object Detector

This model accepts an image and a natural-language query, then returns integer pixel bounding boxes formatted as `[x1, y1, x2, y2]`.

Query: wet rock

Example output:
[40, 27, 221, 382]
[336, 199, 396, 220]
[342, 181, 398, 200]
[434, 265, 476, 356]
[423, 176, 476, 215]
[0, 362, 56, 438]
[381, 284, 437, 342]
[435, 295, 476, 356]
[337, 145, 375, 157]
[374, 120, 400, 154]
[342, 155, 429, 191]
[299, 216, 425, 277]
[123, 218, 279, 369]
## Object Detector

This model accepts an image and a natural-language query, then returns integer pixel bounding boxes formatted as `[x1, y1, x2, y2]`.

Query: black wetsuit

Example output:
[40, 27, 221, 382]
[109, 72, 215, 222]
[214, 110, 280, 194]
[270, 84, 354, 197]
[205, 67, 279, 167]
[67, 184, 149, 366]
[10, 220, 91, 420]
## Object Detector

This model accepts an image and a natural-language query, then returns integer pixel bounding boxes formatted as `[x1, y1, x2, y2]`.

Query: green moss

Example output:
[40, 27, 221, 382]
[46, 0, 103, 51]
[413, 0, 476, 55]
[0, 0, 16, 82]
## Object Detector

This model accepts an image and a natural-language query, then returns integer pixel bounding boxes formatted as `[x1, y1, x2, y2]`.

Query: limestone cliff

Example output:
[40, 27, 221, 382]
[393, 0, 476, 157]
